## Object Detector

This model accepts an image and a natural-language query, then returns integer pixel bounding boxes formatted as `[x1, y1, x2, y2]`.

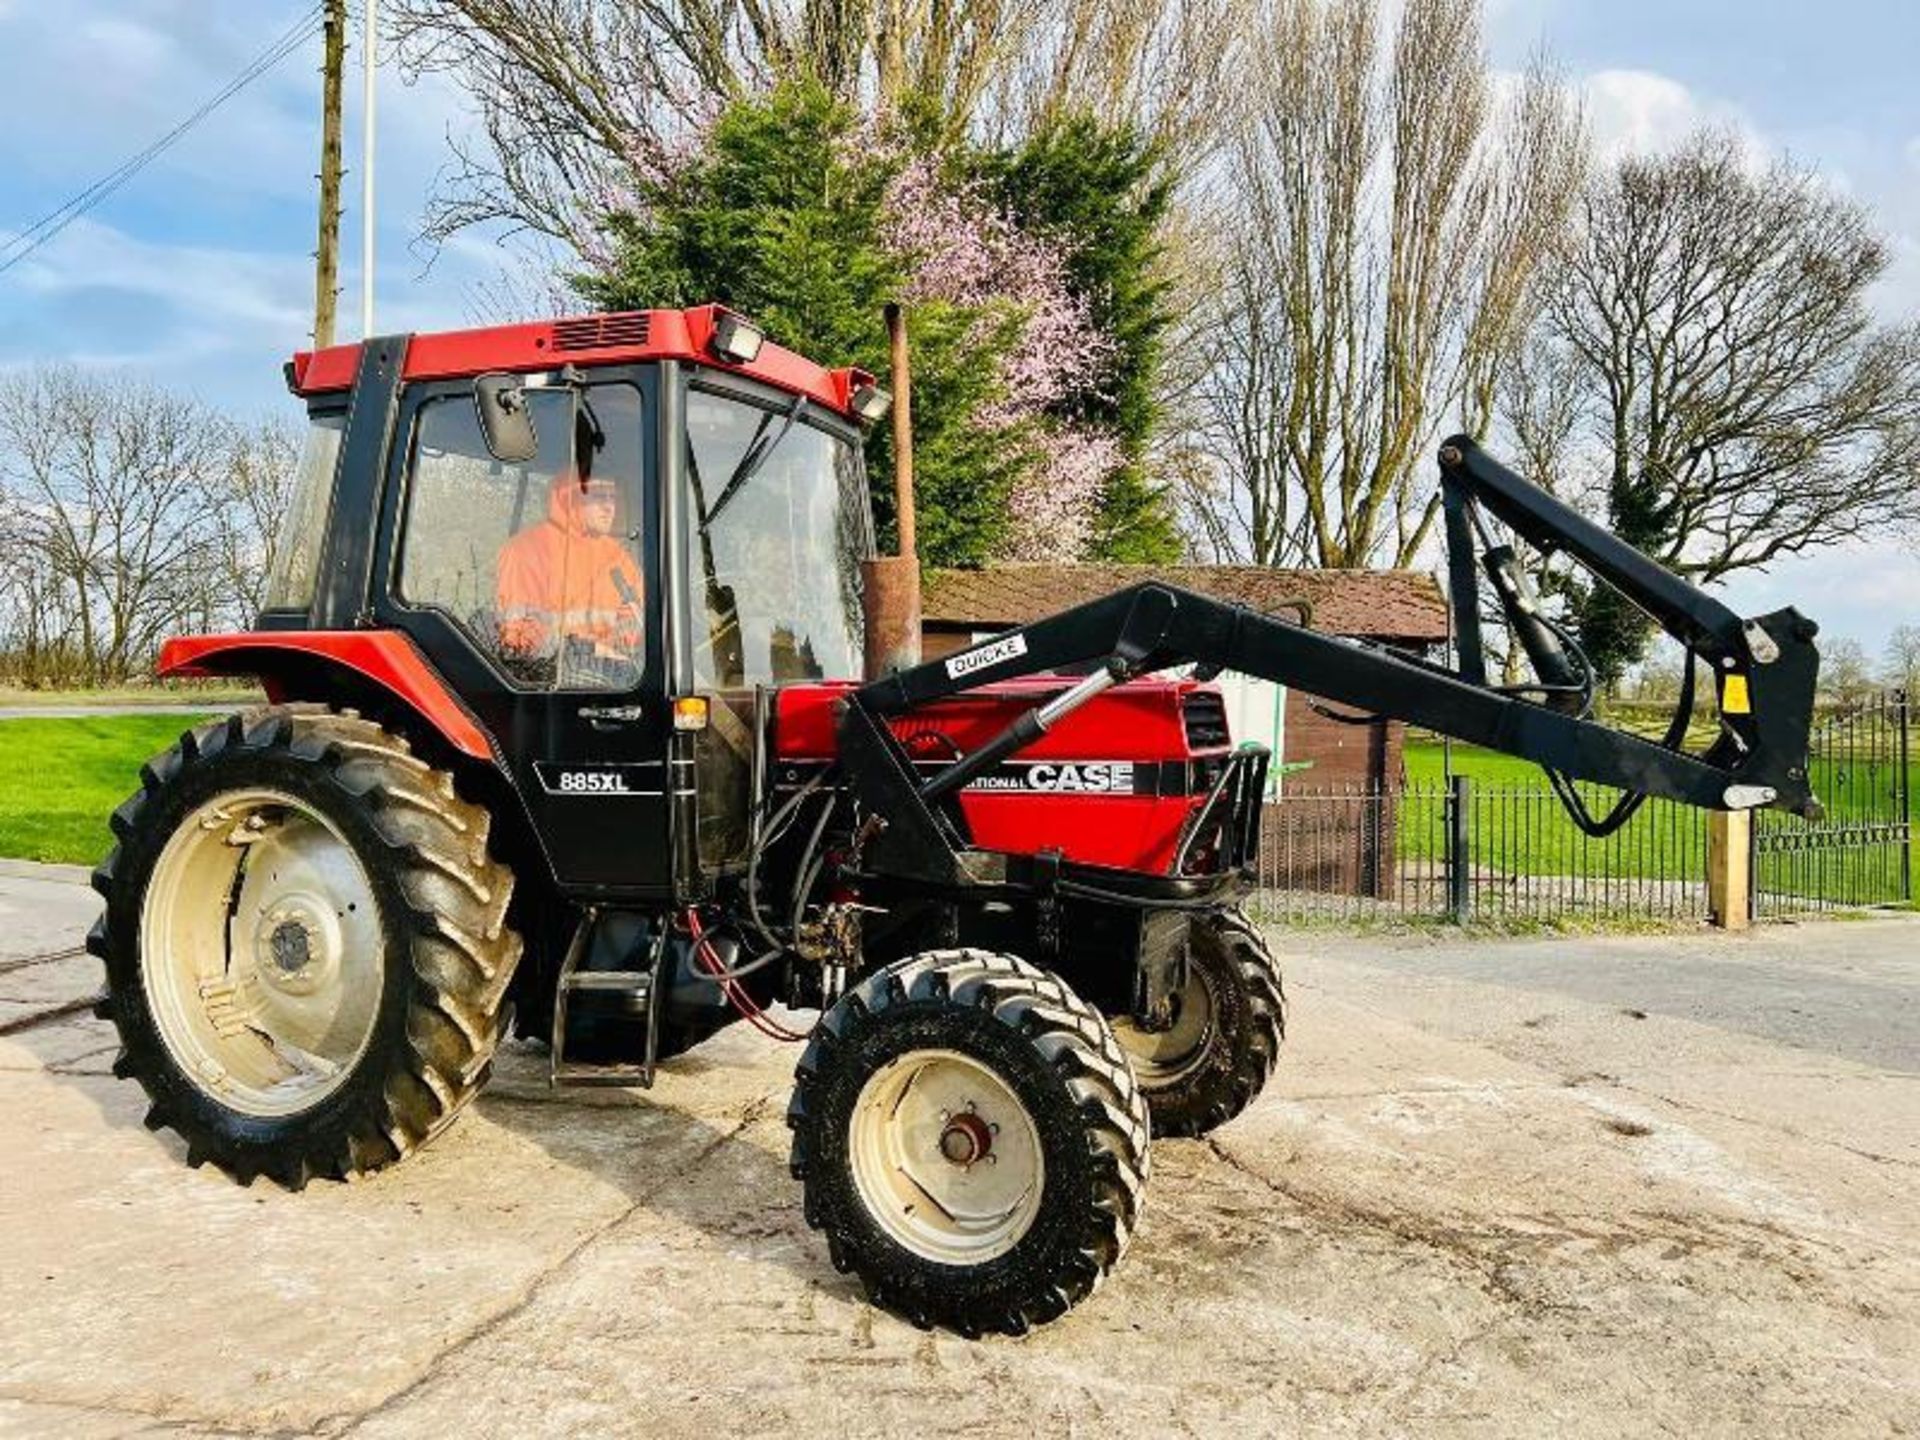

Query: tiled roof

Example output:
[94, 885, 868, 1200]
[922, 564, 1449, 642]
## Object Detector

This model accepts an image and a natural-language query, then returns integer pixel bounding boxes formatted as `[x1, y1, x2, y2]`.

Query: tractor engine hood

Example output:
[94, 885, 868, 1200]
[773, 677, 1242, 874]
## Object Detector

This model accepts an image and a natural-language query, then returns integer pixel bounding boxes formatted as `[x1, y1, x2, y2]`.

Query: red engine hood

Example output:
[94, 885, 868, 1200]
[775, 677, 1235, 874]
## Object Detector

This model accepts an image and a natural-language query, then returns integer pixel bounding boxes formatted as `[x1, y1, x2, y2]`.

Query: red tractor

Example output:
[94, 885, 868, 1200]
[90, 306, 1823, 1336]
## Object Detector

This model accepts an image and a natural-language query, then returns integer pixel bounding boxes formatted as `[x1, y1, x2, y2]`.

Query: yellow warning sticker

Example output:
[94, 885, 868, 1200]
[1722, 674, 1751, 714]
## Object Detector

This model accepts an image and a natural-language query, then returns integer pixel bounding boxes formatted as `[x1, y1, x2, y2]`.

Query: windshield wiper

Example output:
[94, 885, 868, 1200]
[705, 394, 808, 527]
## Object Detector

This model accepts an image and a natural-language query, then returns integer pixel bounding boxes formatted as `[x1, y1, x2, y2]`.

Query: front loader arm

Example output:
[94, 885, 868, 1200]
[851, 438, 1822, 830]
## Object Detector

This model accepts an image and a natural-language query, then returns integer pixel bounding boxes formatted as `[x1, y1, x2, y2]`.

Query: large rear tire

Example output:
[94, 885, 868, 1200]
[1111, 907, 1285, 1138]
[788, 950, 1150, 1336]
[90, 706, 521, 1189]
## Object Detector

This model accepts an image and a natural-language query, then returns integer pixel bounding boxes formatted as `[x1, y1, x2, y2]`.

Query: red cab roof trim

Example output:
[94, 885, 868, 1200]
[287, 305, 859, 419]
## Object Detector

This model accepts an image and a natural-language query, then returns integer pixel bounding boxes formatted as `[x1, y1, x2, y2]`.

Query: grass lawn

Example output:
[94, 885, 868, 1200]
[0, 682, 260, 708]
[1394, 738, 1914, 896]
[0, 715, 216, 865]
[1392, 740, 1706, 881]
[1402, 738, 1547, 787]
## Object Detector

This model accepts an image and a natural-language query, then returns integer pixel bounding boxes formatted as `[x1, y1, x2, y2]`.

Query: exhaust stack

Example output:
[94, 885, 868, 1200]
[863, 302, 923, 680]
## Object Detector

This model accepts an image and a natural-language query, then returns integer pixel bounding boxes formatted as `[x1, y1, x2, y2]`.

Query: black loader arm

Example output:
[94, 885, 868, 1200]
[849, 438, 1822, 851]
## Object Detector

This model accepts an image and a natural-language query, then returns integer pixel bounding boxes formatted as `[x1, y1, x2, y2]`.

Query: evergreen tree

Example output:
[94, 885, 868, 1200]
[579, 82, 1026, 566]
[580, 85, 1177, 567]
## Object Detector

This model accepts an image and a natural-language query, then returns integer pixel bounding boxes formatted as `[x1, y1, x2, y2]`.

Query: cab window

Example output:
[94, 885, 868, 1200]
[262, 411, 345, 613]
[397, 383, 646, 693]
[684, 388, 871, 691]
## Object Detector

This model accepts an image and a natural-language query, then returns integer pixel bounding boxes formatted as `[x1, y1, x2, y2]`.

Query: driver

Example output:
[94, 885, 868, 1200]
[495, 467, 644, 675]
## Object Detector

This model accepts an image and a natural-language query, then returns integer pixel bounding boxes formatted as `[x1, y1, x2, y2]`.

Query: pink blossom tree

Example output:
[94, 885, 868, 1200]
[880, 158, 1123, 562]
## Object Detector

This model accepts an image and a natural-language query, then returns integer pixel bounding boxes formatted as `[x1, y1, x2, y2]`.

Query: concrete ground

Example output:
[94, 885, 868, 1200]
[1, 863, 1915, 1439]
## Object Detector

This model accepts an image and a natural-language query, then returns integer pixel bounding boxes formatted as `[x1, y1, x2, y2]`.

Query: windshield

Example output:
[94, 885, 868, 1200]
[685, 388, 872, 688]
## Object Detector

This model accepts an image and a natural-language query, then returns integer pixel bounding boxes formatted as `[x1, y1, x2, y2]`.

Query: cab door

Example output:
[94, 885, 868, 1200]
[372, 369, 674, 897]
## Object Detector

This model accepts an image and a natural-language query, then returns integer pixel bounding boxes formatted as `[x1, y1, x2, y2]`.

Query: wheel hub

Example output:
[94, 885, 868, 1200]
[938, 1108, 994, 1166]
[252, 894, 342, 995]
[1112, 963, 1218, 1085]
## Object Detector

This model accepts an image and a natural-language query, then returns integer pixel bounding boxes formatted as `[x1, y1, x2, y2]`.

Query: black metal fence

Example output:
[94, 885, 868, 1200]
[1754, 690, 1911, 916]
[1253, 775, 1711, 926]
[1252, 691, 1912, 927]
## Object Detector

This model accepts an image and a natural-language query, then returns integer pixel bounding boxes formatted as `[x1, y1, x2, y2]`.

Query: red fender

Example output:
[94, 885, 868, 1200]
[158, 630, 495, 763]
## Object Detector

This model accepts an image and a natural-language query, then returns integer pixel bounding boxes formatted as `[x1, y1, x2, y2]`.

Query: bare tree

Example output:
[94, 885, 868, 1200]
[1513, 131, 1920, 681]
[1820, 636, 1878, 710]
[207, 419, 304, 627]
[983, 0, 1251, 161]
[1883, 623, 1920, 696]
[0, 491, 75, 686]
[391, 0, 1246, 255]
[0, 369, 230, 686]
[1186, 0, 1585, 569]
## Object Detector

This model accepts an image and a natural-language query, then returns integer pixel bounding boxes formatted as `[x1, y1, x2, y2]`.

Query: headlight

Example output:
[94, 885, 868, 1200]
[850, 383, 892, 423]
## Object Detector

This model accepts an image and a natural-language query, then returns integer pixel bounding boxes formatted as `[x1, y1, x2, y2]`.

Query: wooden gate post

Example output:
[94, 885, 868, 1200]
[1708, 809, 1752, 930]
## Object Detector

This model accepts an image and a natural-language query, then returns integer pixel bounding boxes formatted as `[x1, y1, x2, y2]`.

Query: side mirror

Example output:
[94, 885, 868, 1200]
[474, 373, 538, 463]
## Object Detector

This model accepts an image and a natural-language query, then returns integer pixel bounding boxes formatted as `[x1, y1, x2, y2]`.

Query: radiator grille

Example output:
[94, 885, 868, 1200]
[1182, 692, 1230, 750]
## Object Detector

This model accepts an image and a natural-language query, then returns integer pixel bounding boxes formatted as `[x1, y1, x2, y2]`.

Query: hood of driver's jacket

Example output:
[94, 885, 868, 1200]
[545, 467, 615, 533]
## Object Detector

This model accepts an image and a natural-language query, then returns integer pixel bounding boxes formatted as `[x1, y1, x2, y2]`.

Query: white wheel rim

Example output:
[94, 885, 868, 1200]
[1112, 965, 1217, 1085]
[848, 1049, 1046, 1265]
[140, 788, 384, 1118]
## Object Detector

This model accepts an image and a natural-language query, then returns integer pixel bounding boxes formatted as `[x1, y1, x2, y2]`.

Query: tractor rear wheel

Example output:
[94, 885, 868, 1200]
[1112, 907, 1285, 1138]
[90, 706, 521, 1189]
[787, 950, 1149, 1336]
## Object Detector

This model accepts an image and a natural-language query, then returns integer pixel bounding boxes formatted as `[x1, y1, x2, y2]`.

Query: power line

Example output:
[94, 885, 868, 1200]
[0, 6, 325, 277]
[0, 5, 325, 271]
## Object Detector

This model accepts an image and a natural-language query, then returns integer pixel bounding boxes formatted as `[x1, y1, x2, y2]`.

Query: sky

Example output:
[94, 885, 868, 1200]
[0, 0, 1917, 659]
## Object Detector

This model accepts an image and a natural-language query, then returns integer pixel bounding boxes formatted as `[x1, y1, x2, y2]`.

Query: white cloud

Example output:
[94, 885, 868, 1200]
[1718, 539, 1920, 654]
[1, 218, 315, 371]
[1580, 69, 1769, 168]
[0, 3, 518, 411]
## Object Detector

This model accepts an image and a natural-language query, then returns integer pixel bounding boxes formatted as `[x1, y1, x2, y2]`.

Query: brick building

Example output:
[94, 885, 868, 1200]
[921, 565, 1451, 897]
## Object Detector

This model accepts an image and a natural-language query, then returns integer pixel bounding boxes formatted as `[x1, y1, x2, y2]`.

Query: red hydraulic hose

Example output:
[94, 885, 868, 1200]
[685, 908, 810, 1043]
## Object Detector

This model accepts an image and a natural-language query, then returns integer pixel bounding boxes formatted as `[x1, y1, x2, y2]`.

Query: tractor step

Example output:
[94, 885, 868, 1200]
[549, 914, 667, 1090]
[560, 970, 656, 991]
[550, 1060, 658, 1087]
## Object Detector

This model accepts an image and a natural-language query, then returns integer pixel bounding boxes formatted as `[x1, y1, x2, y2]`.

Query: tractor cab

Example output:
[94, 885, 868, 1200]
[203, 307, 883, 898]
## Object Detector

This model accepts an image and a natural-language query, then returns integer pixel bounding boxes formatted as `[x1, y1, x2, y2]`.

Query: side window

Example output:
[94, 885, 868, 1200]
[398, 384, 646, 693]
[262, 411, 345, 612]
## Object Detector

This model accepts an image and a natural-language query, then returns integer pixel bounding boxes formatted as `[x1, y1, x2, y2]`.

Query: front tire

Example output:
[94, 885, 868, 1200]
[788, 950, 1149, 1336]
[90, 707, 521, 1189]
[1112, 907, 1285, 1137]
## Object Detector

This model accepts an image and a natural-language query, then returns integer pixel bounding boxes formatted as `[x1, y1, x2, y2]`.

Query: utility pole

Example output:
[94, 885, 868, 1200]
[313, 0, 346, 348]
[361, 0, 379, 337]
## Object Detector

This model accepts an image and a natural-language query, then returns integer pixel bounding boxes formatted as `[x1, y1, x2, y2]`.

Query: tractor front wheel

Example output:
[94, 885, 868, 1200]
[90, 707, 521, 1189]
[1112, 907, 1285, 1137]
[788, 950, 1149, 1336]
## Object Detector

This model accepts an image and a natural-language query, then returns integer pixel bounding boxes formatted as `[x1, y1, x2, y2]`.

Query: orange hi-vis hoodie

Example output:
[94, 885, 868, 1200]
[495, 470, 644, 659]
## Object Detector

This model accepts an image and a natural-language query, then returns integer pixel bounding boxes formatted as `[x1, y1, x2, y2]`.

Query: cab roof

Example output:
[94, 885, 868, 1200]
[286, 304, 874, 419]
